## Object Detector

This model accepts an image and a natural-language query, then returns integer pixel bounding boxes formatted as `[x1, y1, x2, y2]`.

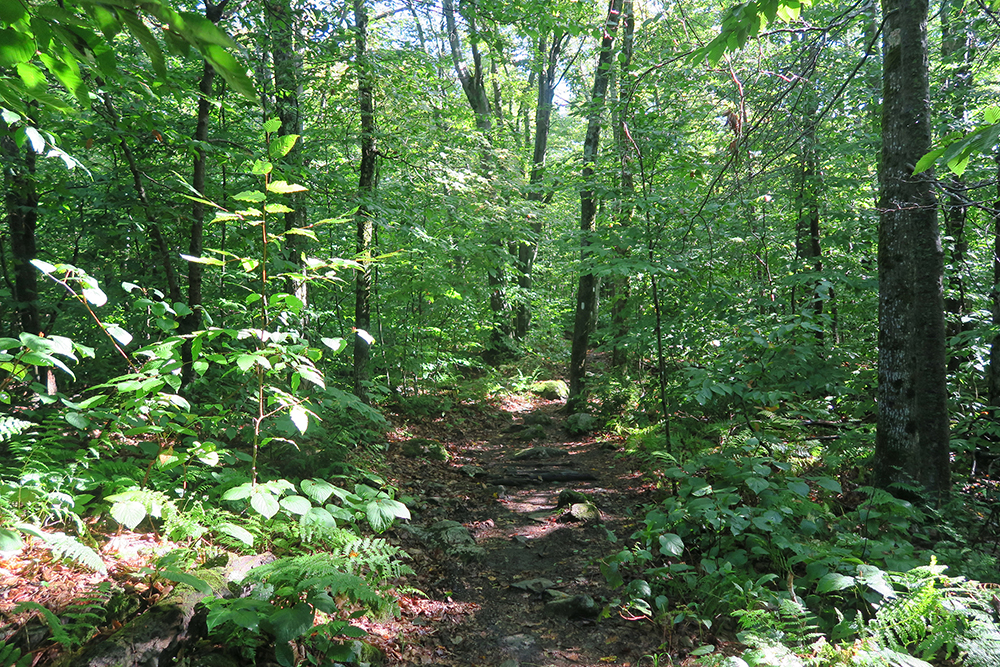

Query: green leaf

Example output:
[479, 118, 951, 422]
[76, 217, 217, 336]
[105, 323, 133, 346]
[913, 147, 946, 174]
[180, 253, 226, 266]
[658, 533, 684, 556]
[233, 190, 266, 203]
[279, 494, 312, 515]
[812, 476, 842, 493]
[263, 117, 282, 133]
[16, 63, 46, 93]
[250, 490, 280, 519]
[265, 203, 294, 214]
[121, 10, 165, 79]
[745, 477, 770, 494]
[0, 28, 34, 67]
[266, 180, 307, 194]
[219, 522, 254, 546]
[270, 602, 314, 643]
[269, 134, 299, 159]
[65, 412, 90, 430]
[289, 405, 308, 434]
[301, 479, 337, 504]
[111, 500, 147, 530]
[201, 44, 257, 104]
[0, 528, 23, 553]
[222, 483, 253, 501]
[251, 160, 273, 175]
[159, 569, 213, 593]
[0, 2, 26, 24]
[787, 480, 810, 497]
[816, 572, 855, 594]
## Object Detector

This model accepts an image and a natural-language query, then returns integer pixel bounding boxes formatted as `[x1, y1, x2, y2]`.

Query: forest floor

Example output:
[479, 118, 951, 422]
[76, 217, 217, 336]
[363, 394, 677, 667]
[0, 393, 691, 667]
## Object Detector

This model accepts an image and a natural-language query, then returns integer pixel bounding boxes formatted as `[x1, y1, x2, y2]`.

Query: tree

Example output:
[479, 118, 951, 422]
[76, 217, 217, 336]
[568, 0, 623, 406]
[353, 0, 378, 403]
[872, 0, 949, 501]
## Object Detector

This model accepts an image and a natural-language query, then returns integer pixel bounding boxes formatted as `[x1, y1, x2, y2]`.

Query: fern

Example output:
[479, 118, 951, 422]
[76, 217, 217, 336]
[15, 523, 106, 574]
[0, 640, 32, 667]
[865, 561, 1000, 666]
[332, 535, 414, 585]
[736, 597, 824, 650]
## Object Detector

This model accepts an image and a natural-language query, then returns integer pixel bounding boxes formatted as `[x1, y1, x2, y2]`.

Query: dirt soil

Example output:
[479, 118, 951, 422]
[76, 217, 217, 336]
[368, 395, 669, 667]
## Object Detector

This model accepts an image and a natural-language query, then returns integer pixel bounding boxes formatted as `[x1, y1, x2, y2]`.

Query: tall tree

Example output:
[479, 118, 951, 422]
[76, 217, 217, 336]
[872, 0, 949, 501]
[515, 27, 565, 340]
[568, 0, 624, 405]
[353, 0, 378, 403]
[2, 110, 40, 338]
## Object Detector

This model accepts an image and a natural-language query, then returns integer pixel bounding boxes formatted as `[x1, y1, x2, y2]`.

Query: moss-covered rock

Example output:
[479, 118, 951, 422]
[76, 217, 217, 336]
[564, 412, 597, 436]
[400, 438, 450, 461]
[514, 424, 547, 441]
[531, 380, 569, 400]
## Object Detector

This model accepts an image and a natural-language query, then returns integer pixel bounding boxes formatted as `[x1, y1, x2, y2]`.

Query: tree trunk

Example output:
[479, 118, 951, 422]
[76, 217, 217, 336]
[353, 0, 379, 404]
[940, 0, 973, 370]
[2, 116, 41, 339]
[515, 30, 563, 340]
[181, 2, 226, 386]
[872, 0, 949, 502]
[610, 2, 634, 369]
[568, 0, 624, 406]
[989, 155, 1000, 407]
[793, 76, 824, 337]
[266, 0, 308, 311]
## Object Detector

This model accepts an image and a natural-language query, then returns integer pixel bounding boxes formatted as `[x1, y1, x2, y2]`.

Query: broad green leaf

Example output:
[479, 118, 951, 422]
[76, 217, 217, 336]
[159, 569, 213, 593]
[222, 483, 253, 501]
[219, 522, 254, 546]
[271, 602, 314, 643]
[266, 180, 307, 194]
[301, 478, 337, 504]
[265, 203, 293, 214]
[279, 494, 312, 515]
[263, 117, 282, 133]
[111, 500, 147, 530]
[250, 490, 279, 519]
[65, 412, 90, 430]
[812, 476, 842, 493]
[180, 253, 226, 266]
[289, 405, 308, 434]
[121, 10, 165, 78]
[300, 506, 336, 528]
[658, 533, 684, 556]
[268, 134, 299, 159]
[23, 126, 44, 153]
[0, 2, 26, 23]
[232, 190, 266, 203]
[913, 147, 946, 174]
[31, 259, 56, 275]
[82, 284, 107, 307]
[816, 572, 855, 594]
[787, 480, 810, 497]
[0, 528, 22, 553]
[0, 28, 34, 67]
[745, 477, 769, 494]
[16, 63, 45, 93]
[201, 44, 256, 103]
[985, 105, 1000, 125]
[236, 354, 256, 372]
[251, 160, 273, 175]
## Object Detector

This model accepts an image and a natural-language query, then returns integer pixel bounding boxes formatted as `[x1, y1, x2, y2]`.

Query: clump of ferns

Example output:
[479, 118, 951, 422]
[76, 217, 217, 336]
[863, 558, 1000, 667]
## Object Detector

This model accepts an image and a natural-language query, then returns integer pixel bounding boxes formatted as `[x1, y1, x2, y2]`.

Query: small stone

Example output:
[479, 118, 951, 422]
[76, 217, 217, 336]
[544, 594, 599, 619]
[460, 465, 486, 478]
[510, 578, 557, 593]
[569, 502, 600, 522]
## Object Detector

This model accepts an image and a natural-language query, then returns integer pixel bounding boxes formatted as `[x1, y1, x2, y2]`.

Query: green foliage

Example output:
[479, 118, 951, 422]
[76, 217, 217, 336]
[204, 545, 407, 667]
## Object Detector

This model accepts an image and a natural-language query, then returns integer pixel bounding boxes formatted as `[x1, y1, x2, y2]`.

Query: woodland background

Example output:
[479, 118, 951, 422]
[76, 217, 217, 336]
[3, 0, 1000, 664]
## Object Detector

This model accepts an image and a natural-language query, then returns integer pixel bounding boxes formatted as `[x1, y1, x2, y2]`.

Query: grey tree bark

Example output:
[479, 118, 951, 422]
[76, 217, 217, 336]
[872, 0, 949, 502]
[353, 0, 379, 404]
[568, 0, 624, 406]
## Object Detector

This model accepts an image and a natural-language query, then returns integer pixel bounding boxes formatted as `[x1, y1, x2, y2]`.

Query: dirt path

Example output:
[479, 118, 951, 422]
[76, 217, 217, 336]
[374, 397, 665, 667]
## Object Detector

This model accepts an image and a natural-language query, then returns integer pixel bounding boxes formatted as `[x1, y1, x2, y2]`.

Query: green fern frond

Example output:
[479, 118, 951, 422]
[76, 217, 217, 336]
[15, 523, 106, 574]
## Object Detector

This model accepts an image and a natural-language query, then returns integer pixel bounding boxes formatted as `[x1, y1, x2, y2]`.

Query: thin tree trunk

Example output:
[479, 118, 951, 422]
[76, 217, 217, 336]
[2, 114, 41, 338]
[873, 0, 949, 502]
[568, 0, 624, 406]
[940, 0, 973, 370]
[353, 0, 378, 404]
[515, 30, 563, 340]
[989, 155, 1000, 407]
[266, 0, 308, 310]
[610, 2, 634, 369]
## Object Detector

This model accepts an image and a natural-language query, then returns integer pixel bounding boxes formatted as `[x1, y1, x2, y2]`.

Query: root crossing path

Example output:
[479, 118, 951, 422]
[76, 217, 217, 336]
[377, 397, 665, 667]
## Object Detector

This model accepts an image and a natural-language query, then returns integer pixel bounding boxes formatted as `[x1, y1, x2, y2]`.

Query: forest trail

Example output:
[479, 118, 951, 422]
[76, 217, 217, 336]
[372, 395, 668, 667]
